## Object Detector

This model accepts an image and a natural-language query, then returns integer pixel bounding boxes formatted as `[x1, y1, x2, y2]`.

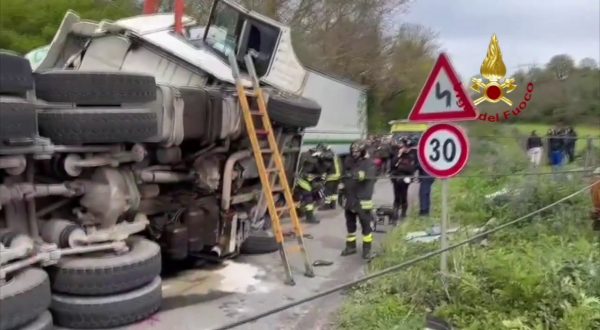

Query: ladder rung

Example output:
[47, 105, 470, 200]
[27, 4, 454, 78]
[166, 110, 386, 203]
[276, 205, 289, 213]
[287, 245, 302, 253]
[266, 167, 278, 173]
[250, 110, 264, 116]
[261, 147, 300, 154]
[271, 185, 284, 192]
[256, 129, 270, 135]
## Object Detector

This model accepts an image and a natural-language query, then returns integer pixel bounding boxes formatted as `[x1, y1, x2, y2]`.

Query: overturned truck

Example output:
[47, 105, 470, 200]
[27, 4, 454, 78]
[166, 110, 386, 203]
[0, 1, 321, 328]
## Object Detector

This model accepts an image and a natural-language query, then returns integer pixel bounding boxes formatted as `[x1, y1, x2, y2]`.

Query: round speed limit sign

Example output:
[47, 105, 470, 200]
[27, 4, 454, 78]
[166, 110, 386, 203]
[418, 123, 470, 179]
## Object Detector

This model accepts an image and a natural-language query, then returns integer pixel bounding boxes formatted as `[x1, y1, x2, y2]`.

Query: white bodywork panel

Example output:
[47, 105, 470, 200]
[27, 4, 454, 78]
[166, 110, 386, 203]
[121, 44, 208, 88]
[115, 6, 307, 93]
[301, 70, 368, 155]
[114, 14, 195, 34]
[261, 28, 307, 94]
[30, 4, 309, 94]
[138, 29, 245, 86]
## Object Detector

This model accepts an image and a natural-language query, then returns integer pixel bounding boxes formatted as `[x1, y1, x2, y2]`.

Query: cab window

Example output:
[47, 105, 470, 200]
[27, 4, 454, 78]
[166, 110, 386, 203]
[204, 3, 241, 58]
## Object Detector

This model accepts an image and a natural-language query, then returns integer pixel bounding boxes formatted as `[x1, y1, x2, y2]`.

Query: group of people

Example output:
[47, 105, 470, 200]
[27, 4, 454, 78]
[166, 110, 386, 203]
[526, 126, 577, 168]
[294, 135, 435, 260]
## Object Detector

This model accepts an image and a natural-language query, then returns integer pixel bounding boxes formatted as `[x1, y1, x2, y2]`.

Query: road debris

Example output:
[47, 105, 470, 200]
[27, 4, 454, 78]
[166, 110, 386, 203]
[312, 260, 334, 267]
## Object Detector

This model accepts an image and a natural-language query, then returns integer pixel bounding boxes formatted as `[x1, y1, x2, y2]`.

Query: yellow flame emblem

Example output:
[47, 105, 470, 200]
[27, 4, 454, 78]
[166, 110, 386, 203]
[471, 34, 517, 106]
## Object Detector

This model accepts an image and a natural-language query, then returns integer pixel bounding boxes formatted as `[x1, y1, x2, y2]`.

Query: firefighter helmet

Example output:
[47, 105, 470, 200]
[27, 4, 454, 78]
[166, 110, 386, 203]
[350, 140, 368, 159]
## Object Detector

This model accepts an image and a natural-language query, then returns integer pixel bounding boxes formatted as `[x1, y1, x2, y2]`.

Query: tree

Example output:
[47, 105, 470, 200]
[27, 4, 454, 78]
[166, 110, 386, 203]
[579, 57, 598, 70]
[546, 54, 575, 80]
[0, 0, 136, 54]
[511, 69, 527, 82]
[0, 0, 437, 130]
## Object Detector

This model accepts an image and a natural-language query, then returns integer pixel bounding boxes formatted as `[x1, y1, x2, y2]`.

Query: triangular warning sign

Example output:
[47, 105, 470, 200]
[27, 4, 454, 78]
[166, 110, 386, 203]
[408, 53, 478, 122]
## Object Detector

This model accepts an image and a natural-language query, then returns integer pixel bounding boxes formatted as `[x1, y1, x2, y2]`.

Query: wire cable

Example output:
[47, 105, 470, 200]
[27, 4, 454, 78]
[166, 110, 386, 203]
[211, 180, 598, 330]
[329, 168, 595, 182]
[304, 130, 600, 140]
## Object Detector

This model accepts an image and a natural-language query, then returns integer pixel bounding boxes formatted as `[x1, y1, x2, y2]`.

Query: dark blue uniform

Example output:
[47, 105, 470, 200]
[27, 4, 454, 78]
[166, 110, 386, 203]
[340, 155, 376, 258]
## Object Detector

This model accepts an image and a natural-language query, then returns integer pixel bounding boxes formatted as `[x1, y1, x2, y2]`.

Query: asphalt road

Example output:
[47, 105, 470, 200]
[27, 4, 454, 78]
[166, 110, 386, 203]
[64, 180, 420, 330]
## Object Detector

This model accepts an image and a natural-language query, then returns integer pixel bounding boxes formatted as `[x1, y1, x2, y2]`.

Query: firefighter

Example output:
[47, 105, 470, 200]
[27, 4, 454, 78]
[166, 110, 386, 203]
[295, 150, 323, 224]
[318, 145, 342, 210]
[340, 140, 377, 259]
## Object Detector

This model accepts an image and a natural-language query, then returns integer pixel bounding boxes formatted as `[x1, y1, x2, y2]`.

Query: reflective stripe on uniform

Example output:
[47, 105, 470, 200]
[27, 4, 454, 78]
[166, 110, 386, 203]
[346, 234, 357, 242]
[326, 156, 342, 181]
[360, 200, 374, 210]
[304, 203, 314, 211]
[305, 174, 317, 182]
[363, 233, 373, 243]
[329, 194, 338, 201]
[297, 178, 312, 191]
[357, 170, 366, 181]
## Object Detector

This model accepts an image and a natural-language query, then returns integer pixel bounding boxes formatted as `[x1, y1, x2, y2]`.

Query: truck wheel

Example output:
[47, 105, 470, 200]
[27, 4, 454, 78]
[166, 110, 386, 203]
[19, 311, 53, 330]
[38, 108, 158, 144]
[34, 71, 156, 104]
[0, 268, 51, 330]
[267, 94, 321, 128]
[240, 231, 279, 255]
[0, 51, 33, 94]
[0, 99, 37, 140]
[48, 236, 161, 296]
[51, 276, 161, 329]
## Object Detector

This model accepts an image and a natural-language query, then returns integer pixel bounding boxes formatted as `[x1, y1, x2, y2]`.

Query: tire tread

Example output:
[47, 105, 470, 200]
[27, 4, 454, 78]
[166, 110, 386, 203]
[49, 237, 161, 295]
[0, 268, 51, 330]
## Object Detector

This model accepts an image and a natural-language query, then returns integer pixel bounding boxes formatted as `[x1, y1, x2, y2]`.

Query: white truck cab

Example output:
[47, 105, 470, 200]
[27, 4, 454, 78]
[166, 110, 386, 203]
[33, 0, 308, 94]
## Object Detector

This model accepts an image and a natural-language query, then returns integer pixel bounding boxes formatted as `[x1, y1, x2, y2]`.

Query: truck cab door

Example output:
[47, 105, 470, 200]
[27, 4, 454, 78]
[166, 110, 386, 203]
[236, 18, 280, 77]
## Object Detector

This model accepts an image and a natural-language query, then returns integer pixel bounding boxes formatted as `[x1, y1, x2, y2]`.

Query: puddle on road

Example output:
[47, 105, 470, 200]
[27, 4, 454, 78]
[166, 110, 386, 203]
[162, 260, 271, 298]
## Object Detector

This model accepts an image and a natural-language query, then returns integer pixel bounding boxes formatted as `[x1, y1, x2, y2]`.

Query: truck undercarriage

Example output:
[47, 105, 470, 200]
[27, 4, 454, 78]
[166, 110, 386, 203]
[0, 1, 321, 328]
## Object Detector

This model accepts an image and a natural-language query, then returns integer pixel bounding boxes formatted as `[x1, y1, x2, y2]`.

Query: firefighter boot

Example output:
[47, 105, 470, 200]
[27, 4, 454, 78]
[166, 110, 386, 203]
[340, 240, 357, 256]
[362, 241, 375, 260]
[305, 210, 320, 224]
[319, 200, 335, 211]
[328, 198, 337, 210]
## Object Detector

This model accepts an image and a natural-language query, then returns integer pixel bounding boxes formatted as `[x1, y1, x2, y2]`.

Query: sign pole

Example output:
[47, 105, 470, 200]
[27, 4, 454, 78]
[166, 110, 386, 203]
[406, 52, 477, 276]
[440, 179, 449, 275]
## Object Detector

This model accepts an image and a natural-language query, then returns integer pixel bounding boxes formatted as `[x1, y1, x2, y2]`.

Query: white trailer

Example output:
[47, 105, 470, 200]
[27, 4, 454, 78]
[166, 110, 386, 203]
[300, 68, 368, 155]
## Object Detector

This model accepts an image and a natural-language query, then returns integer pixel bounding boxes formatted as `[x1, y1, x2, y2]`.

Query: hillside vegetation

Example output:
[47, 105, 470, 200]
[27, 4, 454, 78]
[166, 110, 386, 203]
[0, 0, 600, 133]
[0, 1, 597, 129]
[476, 61, 600, 127]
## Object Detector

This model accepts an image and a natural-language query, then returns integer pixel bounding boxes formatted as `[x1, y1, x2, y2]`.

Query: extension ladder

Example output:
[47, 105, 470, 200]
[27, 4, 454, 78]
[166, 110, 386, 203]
[228, 53, 315, 285]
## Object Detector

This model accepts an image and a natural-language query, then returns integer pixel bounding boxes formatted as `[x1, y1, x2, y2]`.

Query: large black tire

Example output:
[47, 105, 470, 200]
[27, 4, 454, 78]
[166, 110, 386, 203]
[19, 311, 53, 330]
[267, 94, 321, 128]
[0, 52, 33, 94]
[34, 71, 156, 104]
[240, 231, 279, 255]
[0, 99, 37, 140]
[48, 236, 161, 296]
[38, 108, 158, 144]
[51, 276, 162, 329]
[0, 268, 51, 330]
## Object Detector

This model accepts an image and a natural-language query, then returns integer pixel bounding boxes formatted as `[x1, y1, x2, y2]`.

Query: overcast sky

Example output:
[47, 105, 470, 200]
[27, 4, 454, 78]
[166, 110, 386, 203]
[400, 0, 600, 80]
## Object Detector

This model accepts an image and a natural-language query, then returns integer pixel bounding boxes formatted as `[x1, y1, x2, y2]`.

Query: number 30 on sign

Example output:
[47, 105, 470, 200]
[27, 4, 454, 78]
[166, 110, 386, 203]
[418, 123, 470, 179]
